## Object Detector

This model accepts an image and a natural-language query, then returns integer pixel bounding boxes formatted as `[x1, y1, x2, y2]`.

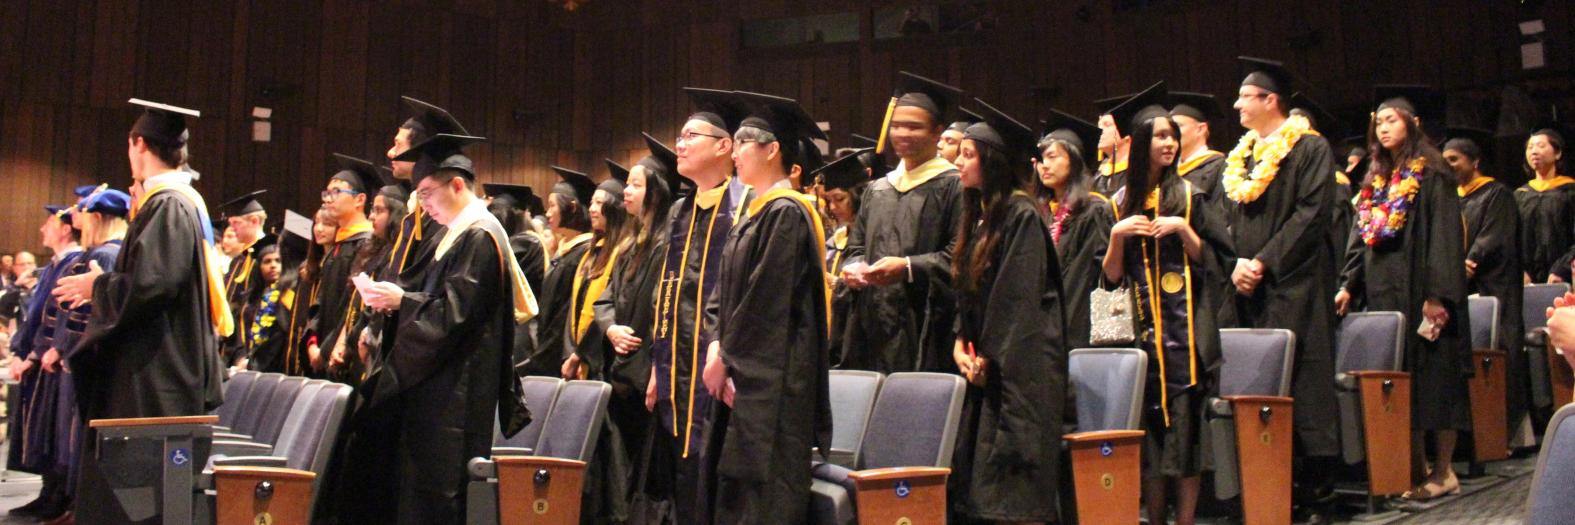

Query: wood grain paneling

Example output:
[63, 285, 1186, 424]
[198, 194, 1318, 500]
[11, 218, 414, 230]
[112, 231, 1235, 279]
[0, 0, 1570, 256]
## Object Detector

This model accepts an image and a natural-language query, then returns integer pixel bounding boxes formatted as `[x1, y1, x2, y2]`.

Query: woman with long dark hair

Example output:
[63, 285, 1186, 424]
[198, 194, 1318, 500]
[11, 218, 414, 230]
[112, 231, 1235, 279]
[592, 133, 684, 520]
[1100, 90, 1232, 525]
[1335, 88, 1470, 500]
[947, 99, 1066, 524]
[1037, 109, 1116, 351]
[286, 207, 337, 376]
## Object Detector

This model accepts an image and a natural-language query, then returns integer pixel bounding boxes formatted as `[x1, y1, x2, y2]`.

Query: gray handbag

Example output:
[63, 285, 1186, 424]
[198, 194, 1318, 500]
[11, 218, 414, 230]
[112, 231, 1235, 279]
[1089, 282, 1137, 346]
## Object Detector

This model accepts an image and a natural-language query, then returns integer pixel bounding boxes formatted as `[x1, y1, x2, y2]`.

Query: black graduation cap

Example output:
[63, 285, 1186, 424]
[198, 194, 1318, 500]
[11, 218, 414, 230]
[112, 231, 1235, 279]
[605, 159, 630, 185]
[946, 107, 985, 133]
[639, 132, 691, 195]
[1374, 84, 1444, 126]
[1107, 81, 1169, 137]
[401, 96, 470, 142]
[1168, 91, 1221, 123]
[1443, 126, 1494, 160]
[797, 136, 826, 174]
[848, 133, 893, 173]
[1094, 92, 1136, 116]
[551, 166, 596, 207]
[392, 134, 486, 184]
[890, 71, 963, 124]
[812, 148, 874, 191]
[733, 91, 830, 169]
[1039, 108, 1101, 162]
[964, 98, 1037, 163]
[129, 98, 201, 146]
[1341, 136, 1369, 158]
[1238, 56, 1296, 95]
[484, 183, 539, 214]
[217, 189, 268, 219]
[685, 88, 748, 135]
[330, 153, 387, 195]
[1290, 92, 1340, 135]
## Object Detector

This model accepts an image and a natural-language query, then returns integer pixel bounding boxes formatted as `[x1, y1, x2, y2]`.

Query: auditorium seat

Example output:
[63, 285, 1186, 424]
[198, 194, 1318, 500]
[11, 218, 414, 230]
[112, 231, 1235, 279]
[1525, 283, 1572, 413]
[491, 376, 564, 456]
[215, 372, 282, 433]
[1526, 402, 1575, 524]
[1466, 295, 1508, 465]
[810, 372, 963, 525]
[1208, 328, 1295, 523]
[213, 370, 258, 426]
[207, 382, 352, 524]
[1333, 311, 1409, 516]
[823, 370, 884, 468]
[1063, 348, 1147, 525]
[466, 380, 611, 525]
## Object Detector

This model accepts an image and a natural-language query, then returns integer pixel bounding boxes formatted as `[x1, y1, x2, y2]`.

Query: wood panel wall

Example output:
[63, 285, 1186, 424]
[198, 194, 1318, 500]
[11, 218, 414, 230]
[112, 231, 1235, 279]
[1, 0, 1569, 255]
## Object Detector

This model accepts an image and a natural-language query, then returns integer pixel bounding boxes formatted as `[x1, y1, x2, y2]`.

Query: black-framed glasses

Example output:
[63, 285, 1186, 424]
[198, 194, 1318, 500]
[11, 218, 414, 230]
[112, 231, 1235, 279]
[677, 131, 727, 144]
[321, 188, 361, 202]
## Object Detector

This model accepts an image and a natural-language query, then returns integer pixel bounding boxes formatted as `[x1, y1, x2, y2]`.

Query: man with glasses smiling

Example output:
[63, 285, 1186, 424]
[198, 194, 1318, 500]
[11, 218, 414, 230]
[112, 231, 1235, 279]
[307, 154, 382, 378]
[1224, 56, 1341, 520]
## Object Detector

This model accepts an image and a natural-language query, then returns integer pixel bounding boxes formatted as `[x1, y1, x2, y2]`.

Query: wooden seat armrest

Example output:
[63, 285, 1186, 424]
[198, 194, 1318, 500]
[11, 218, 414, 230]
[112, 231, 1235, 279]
[1063, 430, 1144, 443]
[90, 415, 220, 428]
[845, 467, 950, 484]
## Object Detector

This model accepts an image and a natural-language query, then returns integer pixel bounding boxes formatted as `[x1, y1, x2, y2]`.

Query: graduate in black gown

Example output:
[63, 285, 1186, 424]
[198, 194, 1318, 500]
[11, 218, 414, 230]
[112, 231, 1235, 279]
[1515, 128, 1575, 283]
[355, 132, 536, 524]
[485, 183, 548, 369]
[314, 154, 381, 380]
[813, 150, 873, 367]
[699, 91, 832, 524]
[946, 99, 1067, 524]
[520, 166, 596, 377]
[1101, 87, 1233, 525]
[596, 133, 686, 521]
[1093, 92, 1137, 197]
[1445, 128, 1529, 441]
[648, 88, 752, 522]
[840, 71, 964, 373]
[938, 108, 984, 165]
[216, 190, 275, 368]
[285, 208, 337, 376]
[1036, 109, 1115, 351]
[339, 173, 409, 383]
[1169, 92, 1228, 198]
[1219, 58, 1344, 506]
[1336, 88, 1472, 501]
[5, 205, 81, 521]
[241, 243, 293, 375]
[56, 99, 230, 525]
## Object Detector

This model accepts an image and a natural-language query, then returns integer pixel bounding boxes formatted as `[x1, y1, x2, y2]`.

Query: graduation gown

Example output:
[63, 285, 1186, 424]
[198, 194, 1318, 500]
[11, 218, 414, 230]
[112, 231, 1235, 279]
[509, 231, 549, 369]
[53, 241, 122, 495]
[6, 249, 80, 476]
[314, 225, 371, 376]
[220, 234, 275, 366]
[841, 159, 962, 373]
[1460, 178, 1527, 428]
[244, 281, 294, 374]
[1052, 194, 1117, 351]
[704, 190, 832, 524]
[1178, 150, 1226, 198]
[70, 184, 227, 525]
[1116, 181, 1232, 476]
[368, 212, 531, 524]
[592, 237, 668, 515]
[1343, 166, 1472, 432]
[1513, 179, 1575, 282]
[1223, 134, 1342, 457]
[1093, 160, 1129, 197]
[826, 226, 859, 367]
[950, 194, 1066, 522]
[520, 233, 592, 377]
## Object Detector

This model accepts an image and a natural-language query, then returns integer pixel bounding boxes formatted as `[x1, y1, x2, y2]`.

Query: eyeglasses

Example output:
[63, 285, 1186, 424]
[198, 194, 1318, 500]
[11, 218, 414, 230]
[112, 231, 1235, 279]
[320, 188, 361, 202]
[677, 131, 727, 144]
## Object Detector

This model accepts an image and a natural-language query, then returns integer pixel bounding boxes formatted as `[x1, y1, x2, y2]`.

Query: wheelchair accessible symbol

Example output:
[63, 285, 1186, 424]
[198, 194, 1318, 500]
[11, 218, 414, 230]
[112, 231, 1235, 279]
[170, 448, 190, 466]
[894, 480, 911, 498]
[1099, 442, 1114, 457]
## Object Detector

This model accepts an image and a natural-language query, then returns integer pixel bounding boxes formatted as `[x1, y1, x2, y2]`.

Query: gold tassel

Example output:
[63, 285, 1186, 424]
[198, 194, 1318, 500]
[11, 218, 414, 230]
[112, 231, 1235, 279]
[875, 96, 898, 155]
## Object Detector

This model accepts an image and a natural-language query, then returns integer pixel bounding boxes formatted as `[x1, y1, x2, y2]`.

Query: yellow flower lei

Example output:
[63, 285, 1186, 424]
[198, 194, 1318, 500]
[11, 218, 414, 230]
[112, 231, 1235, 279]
[1221, 114, 1320, 204]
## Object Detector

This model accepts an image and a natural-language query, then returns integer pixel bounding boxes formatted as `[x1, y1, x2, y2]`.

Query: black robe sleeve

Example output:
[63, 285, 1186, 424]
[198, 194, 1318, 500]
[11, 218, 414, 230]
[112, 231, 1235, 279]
[380, 228, 505, 403]
[906, 181, 963, 283]
[1249, 138, 1334, 280]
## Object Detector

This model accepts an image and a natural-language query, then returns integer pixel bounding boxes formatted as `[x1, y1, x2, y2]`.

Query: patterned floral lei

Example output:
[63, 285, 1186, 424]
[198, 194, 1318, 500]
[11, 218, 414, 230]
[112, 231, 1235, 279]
[1221, 114, 1319, 204]
[1355, 157, 1426, 246]
[249, 285, 282, 346]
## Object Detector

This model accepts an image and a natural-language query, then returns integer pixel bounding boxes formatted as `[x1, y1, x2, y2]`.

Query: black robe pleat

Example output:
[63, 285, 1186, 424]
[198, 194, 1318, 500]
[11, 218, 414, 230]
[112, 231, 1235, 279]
[1514, 182, 1575, 282]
